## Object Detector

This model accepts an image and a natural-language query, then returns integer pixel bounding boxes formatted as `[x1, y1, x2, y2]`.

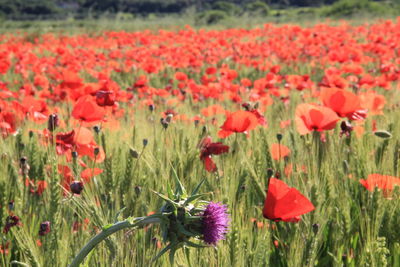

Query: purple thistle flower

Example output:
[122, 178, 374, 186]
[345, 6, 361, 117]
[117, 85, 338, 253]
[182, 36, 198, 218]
[201, 202, 229, 245]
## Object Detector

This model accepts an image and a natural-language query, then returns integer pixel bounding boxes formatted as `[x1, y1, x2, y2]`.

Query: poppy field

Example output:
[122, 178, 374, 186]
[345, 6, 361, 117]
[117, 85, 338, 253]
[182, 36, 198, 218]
[1, 19, 400, 266]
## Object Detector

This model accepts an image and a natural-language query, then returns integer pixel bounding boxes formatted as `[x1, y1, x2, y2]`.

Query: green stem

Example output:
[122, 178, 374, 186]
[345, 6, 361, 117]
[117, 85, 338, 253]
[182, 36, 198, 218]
[69, 216, 161, 267]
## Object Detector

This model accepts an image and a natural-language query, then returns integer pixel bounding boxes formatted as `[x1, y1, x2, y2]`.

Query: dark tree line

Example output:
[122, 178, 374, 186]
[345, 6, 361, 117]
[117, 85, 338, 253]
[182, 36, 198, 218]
[0, 0, 390, 19]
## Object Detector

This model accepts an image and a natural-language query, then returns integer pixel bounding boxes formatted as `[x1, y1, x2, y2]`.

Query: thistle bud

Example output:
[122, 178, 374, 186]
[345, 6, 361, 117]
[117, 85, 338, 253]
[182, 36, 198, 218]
[48, 113, 59, 132]
[70, 181, 84, 195]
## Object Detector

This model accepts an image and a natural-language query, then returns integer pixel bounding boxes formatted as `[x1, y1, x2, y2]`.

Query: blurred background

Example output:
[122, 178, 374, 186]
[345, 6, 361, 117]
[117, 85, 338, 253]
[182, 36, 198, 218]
[0, 0, 399, 32]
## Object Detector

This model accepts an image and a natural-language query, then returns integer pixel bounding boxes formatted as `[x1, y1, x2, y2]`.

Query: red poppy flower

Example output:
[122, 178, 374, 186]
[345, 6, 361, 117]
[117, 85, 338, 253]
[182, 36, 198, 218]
[295, 103, 340, 135]
[95, 90, 115, 107]
[199, 136, 229, 172]
[218, 110, 259, 138]
[71, 95, 105, 122]
[263, 178, 315, 222]
[270, 144, 291, 161]
[81, 168, 103, 183]
[320, 87, 366, 120]
[360, 174, 400, 193]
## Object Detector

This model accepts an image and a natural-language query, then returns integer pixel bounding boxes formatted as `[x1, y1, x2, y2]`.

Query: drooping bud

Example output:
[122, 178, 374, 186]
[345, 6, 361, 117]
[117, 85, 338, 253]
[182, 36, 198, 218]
[130, 148, 139, 158]
[340, 121, 353, 137]
[70, 181, 84, 195]
[47, 113, 59, 132]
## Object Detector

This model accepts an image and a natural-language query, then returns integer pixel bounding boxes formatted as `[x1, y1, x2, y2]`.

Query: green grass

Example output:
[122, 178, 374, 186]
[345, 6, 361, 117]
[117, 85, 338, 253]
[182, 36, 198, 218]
[1, 69, 399, 266]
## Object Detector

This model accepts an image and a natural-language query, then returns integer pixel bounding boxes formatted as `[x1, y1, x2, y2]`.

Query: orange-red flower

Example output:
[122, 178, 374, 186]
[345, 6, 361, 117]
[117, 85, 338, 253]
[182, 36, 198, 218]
[263, 178, 315, 222]
[270, 144, 291, 161]
[218, 110, 259, 138]
[360, 174, 400, 194]
[320, 87, 366, 120]
[199, 136, 229, 172]
[295, 103, 340, 135]
[72, 95, 105, 122]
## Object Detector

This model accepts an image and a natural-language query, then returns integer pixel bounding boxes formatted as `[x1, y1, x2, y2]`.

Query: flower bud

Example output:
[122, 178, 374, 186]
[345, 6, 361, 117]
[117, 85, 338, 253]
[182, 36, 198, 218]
[130, 148, 139, 158]
[39, 221, 51, 236]
[149, 104, 155, 112]
[276, 133, 283, 142]
[47, 113, 59, 132]
[71, 151, 78, 158]
[312, 223, 319, 235]
[134, 185, 142, 196]
[70, 181, 84, 195]
[142, 139, 148, 147]
[94, 147, 100, 156]
[93, 125, 101, 134]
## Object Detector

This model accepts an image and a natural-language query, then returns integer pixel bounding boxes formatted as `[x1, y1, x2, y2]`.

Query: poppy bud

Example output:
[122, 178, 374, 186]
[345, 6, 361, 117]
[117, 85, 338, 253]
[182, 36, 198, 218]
[134, 185, 142, 196]
[130, 148, 139, 158]
[8, 201, 14, 211]
[312, 223, 319, 235]
[340, 121, 353, 137]
[160, 118, 169, 129]
[142, 139, 148, 147]
[94, 147, 100, 156]
[70, 181, 84, 194]
[202, 126, 207, 135]
[47, 114, 59, 132]
[20, 156, 27, 165]
[39, 221, 51, 236]
[93, 125, 101, 134]
[266, 168, 274, 178]
[165, 114, 173, 123]
[149, 104, 155, 112]
[71, 151, 78, 158]
[276, 133, 283, 142]
[29, 131, 34, 139]
[374, 130, 392, 139]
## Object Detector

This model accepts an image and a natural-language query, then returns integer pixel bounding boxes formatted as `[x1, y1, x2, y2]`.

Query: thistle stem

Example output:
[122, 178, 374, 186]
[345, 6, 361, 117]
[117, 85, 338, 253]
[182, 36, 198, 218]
[69, 216, 161, 267]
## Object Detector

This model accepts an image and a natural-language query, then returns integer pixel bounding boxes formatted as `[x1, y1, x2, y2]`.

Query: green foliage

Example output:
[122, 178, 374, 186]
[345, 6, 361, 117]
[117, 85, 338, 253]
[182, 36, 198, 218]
[245, 1, 270, 16]
[321, 0, 387, 17]
[212, 1, 240, 16]
[196, 10, 229, 25]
